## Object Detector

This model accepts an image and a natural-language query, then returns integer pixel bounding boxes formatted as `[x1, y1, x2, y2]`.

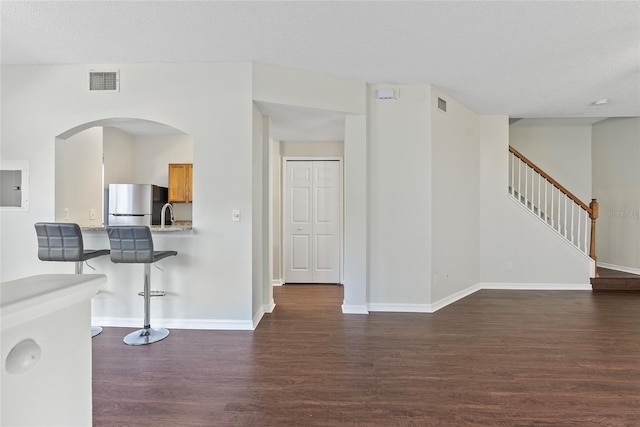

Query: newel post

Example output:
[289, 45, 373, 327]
[589, 199, 599, 270]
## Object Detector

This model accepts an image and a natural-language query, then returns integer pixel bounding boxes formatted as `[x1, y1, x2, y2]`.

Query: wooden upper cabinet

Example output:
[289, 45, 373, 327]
[168, 163, 193, 203]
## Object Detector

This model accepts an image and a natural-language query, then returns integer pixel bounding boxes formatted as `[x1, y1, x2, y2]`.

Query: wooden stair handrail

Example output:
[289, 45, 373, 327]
[509, 145, 598, 264]
[509, 146, 591, 214]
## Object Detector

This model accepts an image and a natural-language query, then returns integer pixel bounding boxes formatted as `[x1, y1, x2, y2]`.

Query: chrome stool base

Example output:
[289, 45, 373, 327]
[91, 326, 103, 337]
[123, 327, 170, 346]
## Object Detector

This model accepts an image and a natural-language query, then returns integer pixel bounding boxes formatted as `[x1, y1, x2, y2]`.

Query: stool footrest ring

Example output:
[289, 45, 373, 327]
[137, 290, 166, 297]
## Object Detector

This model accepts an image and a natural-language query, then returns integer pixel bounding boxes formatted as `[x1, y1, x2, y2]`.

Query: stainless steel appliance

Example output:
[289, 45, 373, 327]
[108, 184, 169, 226]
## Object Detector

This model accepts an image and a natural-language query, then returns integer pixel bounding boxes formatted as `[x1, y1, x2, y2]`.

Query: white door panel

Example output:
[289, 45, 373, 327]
[292, 187, 310, 223]
[291, 235, 310, 270]
[284, 160, 341, 284]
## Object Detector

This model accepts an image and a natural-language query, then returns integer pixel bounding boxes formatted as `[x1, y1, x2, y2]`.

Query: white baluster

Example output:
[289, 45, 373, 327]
[537, 174, 541, 217]
[564, 197, 568, 238]
[584, 209, 589, 254]
[544, 180, 548, 223]
[577, 205, 582, 250]
[510, 153, 514, 195]
[524, 163, 528, 204]
[550, 185, 555, 228]
[571, 202, 575, 244]
[518, 158, 522, 201]
[557, 188, 561, 233]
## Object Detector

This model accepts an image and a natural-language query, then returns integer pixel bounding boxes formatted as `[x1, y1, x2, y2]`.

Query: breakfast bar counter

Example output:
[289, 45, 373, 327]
[81, 222, 193, 232]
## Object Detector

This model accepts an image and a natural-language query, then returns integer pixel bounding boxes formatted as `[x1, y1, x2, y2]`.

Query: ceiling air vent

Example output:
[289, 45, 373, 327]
[89, 70, 119, 92]
[437, 97, 447, 113]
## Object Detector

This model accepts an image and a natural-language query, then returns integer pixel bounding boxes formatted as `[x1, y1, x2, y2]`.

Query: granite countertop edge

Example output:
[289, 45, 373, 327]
[81, 224, 193, 232]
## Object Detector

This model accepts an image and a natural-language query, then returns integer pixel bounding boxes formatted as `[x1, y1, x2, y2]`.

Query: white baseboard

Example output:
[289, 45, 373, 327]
[272, 279, 283, 286]
[430, 284, 481, 313]
[263, 299, 276, 313]
[252, 307, 265, 329]
[597, 262, 640, 276]
[93, 317, 255, 330]
[368, 303, 432, 313]
[94, 282, 593, 331]
[341, 304, 369, 314]
[364, 282, 590, 314]
[479, 283, 592, 291]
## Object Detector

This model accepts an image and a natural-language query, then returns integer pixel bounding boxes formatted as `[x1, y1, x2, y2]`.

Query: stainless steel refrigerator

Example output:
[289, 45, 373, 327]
[107, 184, 169, 226]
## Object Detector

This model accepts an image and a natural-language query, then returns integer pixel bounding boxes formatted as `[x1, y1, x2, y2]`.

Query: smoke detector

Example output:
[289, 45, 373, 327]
[376, 89, 396, 100]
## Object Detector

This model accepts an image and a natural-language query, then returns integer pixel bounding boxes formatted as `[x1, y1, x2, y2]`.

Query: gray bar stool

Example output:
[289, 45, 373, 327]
[106, 226, 177, 345]
[34, 222, 110, 337]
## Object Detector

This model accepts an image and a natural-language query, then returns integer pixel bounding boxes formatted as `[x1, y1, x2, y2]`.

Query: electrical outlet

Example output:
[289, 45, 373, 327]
[505, 261, 513, 271]
[64, 208, 69, 220]
[89, 209, 96, 220]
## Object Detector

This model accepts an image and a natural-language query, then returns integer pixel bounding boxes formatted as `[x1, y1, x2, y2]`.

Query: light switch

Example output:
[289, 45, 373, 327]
[89, 209, 96, 220]
[232, 209, 241, 222]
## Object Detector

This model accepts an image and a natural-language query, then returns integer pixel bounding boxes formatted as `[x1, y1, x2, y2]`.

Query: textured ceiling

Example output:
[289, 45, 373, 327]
[2, 1, 639, 139]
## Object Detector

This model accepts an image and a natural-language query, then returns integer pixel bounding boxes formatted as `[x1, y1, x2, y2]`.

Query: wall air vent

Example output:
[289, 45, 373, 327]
[437, 97, 447, 113]
[89, 70, 119, 92]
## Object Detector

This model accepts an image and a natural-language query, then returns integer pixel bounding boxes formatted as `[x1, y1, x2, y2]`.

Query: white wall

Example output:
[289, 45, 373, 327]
[1, 62, 256, 326]
[280, 141, 344, 157]
[133, 134, 193, 221]
[367, 85, 432, 309]
[510, 124, 592, 202]
[54, 127, 103, 226]
[2, 61, 367, 327]
[480, 116, 593, 284]
[252, 63, 365, 114]
[592, 117, 640, 271]
[270, 138, 282, 285]
[430, 88, 480, 303]
[343, 114, 368, 313]
[251, 103, 265, 323]
[132, 134, 193, 185]
[103, 127, 135, 185]
[261, 118, 274, 313]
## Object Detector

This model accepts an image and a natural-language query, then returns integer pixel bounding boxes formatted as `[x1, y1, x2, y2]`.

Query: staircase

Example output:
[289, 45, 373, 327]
[508, 146, 640, 290]
[508, 146, 598, 275]
[591, 268, 640, 291]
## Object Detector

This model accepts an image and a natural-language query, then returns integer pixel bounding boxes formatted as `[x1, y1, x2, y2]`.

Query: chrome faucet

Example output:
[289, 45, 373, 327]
[160, 203, 175, 229]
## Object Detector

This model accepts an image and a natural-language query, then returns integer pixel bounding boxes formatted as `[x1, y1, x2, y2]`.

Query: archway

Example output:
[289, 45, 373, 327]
[55, 118, 192, 226]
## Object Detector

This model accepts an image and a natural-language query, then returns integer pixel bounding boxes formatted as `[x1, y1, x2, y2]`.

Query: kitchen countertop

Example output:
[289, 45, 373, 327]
[81, 223, 192, 232]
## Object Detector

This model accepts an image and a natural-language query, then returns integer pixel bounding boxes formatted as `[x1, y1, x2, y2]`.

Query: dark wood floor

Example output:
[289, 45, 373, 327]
[93, 285, 640, 426]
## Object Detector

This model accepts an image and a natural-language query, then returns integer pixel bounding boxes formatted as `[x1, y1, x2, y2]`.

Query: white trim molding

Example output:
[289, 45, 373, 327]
[430, 284, 481, 313]
[264, 299, 276, 313]
[253, 307, 265, 329]
[479, 283, 592, 291]
[93, 317, 255, 331]
[368, 303, 432, 313]
[341, 304, 369, 314]
[95, 283, 593, 330]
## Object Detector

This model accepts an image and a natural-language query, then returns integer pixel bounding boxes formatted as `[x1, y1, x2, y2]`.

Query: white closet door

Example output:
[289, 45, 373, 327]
[284, 160, 341, 284]
[284, 161, 313, 283]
